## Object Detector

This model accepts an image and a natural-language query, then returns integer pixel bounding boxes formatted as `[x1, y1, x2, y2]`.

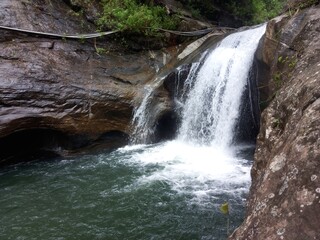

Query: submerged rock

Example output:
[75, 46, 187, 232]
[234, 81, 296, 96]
[230, 5, 320, 240]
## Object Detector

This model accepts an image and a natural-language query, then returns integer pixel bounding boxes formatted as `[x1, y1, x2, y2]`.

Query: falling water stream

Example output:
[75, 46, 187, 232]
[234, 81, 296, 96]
[0, 25, 266, 240]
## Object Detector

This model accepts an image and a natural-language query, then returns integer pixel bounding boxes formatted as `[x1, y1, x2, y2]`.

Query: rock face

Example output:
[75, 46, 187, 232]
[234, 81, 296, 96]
[0, 0, 180, 165]
[230, 5, 320, 240]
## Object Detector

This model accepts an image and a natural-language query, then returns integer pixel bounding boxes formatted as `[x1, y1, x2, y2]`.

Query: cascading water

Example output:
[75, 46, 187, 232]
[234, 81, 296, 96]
[0, 25, 266, 240]
[127, 24, 266, 195]
[125, 24, 266, 233]
[178, 25, 266, 147]
[131, 84, 157, 143]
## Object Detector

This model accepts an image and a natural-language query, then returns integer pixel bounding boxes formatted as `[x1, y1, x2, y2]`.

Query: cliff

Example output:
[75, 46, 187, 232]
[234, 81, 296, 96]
[0, 0, 181, 165]
[230, 5, 320, 240]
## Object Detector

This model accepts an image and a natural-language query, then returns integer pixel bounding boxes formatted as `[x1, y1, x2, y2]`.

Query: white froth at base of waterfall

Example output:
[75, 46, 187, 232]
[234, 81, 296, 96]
[119, 140, 251, 202]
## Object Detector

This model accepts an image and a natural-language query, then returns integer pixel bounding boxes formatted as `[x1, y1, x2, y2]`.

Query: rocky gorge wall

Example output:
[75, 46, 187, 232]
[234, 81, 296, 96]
[0, 0, 182, 165]
[0, 0, 228, 165]
[230, 5, 320, 240]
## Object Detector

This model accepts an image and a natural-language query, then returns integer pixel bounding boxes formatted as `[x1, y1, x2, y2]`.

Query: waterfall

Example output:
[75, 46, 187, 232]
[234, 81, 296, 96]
[131, 84, 157, 143]
[132, 25, 266, 146]
[178, 25, 266, 148]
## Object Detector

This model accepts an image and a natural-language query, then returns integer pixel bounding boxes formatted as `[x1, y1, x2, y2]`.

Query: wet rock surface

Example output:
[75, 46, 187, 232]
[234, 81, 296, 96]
[0, 0, 180, 165]
[230, 6, 320, 240]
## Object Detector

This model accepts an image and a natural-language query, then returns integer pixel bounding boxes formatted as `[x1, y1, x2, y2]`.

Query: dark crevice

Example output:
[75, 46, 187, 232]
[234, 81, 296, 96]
[61, 0, 98, 25]
[94, 131, 129, 149]
[0, 128, 73, 167]
[0, 55, 20, 60]
[0, 128, 129, 167]
[109, 76, 133, 85]
[62, 0, 82, 13]
[153, 110, 180, 142]
[234, 58, 261, 145]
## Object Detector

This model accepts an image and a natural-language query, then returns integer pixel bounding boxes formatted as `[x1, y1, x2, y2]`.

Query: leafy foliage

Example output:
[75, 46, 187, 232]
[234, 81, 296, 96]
[251, 0, 286, 23]
[96, 0, 314, 37]
[98, 0, 178, 35]
[217, 0, 286, 24]
[178, 0, 222, 20]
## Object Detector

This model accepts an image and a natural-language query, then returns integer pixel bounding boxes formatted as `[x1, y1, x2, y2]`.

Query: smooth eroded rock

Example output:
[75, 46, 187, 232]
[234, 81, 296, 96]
[0, 0, 181, 165]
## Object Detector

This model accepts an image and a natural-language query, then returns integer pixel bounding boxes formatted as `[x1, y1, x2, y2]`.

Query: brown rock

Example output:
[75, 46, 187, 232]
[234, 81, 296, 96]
[230, 6, 320, 240]
[0, 0, 181, 165]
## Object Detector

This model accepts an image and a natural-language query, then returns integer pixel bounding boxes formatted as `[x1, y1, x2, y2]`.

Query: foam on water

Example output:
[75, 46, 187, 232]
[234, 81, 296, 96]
[117, 141, 251, 202]
[119, 144, 148, 152]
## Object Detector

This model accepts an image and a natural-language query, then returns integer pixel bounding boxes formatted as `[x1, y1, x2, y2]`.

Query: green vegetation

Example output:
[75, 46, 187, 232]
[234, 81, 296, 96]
[95, 47, 107, 55]
[272, 116, 283, 129]
[96, 0, 316, 37]
[97, 0, 178, 36]
[179, 0, 286, 24]
[185, 0, 317, 25]
[217, 0, 286, 24]
[287, 0, 319, 12]
[249, 0, 285, 24]
[273, 55, 297, 88]
[96, 0, 286, 36]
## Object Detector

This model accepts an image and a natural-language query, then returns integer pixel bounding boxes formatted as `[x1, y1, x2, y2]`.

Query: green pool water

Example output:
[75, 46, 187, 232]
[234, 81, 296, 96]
[0, 141, 252, 240]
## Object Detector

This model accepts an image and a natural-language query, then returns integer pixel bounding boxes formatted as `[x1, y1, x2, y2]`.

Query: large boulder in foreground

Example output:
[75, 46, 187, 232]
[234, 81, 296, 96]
[0, 0, 180, 165]
[230, 5, 320, 240]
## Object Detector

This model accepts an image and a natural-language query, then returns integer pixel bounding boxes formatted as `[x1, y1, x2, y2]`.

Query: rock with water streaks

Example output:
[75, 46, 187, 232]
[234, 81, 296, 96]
[0, 0, 180, 165]
[230, 5, 320, 240]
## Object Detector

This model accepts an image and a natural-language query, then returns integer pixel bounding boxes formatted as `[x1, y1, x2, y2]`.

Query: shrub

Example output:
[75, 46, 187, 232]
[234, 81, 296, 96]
[251, 0, 286, 23]
[223, 0, 286, 24]
[98, 0, 178, 36]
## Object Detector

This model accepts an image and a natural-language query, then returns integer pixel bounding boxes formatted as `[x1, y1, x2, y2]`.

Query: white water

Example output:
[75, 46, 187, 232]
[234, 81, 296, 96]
[131, 84, 156, 142]
[129, 25, 266, 201]
[178, 25, 266, 148]
[119, 141, 251, 203]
